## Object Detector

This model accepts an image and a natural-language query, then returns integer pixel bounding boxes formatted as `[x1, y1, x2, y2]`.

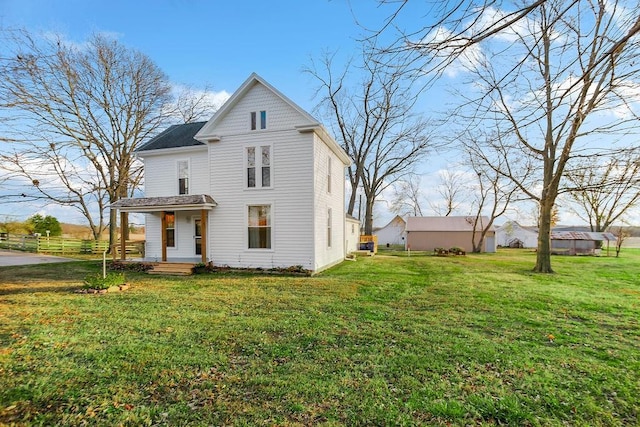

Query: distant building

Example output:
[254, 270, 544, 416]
[374, 215, 406, 246]
[495, 221, 538, 248]
[550, 230, 617, 255]
[496, 222, 619, 255]
[405, 216, 496, 253]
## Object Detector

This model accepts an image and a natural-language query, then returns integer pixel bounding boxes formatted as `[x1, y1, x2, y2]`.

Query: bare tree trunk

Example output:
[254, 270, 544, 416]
[363, 197, 375, 236]
[346, 168, 360, 216]
[535, 200, 554, 273]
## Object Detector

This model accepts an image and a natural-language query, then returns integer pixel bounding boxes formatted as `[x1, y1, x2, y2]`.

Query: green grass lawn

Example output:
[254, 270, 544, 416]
[1, 250, 638, 426]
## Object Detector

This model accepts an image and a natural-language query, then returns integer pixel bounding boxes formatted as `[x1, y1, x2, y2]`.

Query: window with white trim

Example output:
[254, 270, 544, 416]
[327, 208, 332, 248]
[327, 156, 332, 193]
[250, 110, 267, 130]
[248, 205, 271, 249]
[178, 160, 189, 195]
[246, 145, 271, 188]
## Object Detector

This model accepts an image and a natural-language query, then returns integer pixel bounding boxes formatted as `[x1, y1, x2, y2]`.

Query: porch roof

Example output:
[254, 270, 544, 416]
[111, 194, 217, 213]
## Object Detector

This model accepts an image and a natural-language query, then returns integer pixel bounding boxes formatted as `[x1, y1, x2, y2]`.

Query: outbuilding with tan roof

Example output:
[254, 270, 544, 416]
[405, 216, 496, 253]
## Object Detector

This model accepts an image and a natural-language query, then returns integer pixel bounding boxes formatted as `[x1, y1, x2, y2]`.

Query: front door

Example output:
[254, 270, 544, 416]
[194, 218, 202, 255]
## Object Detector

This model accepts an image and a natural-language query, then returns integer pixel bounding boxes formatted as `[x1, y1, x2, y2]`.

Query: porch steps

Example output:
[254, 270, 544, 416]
[148, 262, 196, 276]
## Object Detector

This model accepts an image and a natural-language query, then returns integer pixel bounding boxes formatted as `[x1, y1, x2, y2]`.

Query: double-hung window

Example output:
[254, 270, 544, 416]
[178, 160, 189, 195]
[247, 145, 271, 188]
[248, 205, 271, 249]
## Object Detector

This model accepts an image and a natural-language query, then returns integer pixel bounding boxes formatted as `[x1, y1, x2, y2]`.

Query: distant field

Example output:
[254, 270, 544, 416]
[1, 249, 638, 425]
[623, 236, 640, 248]
[60, 223, 145, 240]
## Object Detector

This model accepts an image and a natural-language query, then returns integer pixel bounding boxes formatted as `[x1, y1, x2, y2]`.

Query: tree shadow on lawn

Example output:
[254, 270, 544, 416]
[0, 283, 80, 296]
[0, 261, 98, 295]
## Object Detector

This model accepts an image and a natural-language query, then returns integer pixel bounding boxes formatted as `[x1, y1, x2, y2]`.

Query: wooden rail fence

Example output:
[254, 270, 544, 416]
[0, 235, 144, 256]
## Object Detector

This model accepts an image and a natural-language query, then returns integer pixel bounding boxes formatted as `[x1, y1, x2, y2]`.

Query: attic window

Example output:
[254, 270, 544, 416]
[250, 110, 266, 130]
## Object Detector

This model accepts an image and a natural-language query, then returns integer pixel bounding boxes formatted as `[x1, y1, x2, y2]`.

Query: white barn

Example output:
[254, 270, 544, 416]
[495, 221, 538, 248]
[112, 73, 351, 273]
[374, 215, 406, 246]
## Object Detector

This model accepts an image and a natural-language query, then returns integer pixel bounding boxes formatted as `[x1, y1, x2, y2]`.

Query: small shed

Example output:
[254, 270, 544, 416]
[550, 231, 617, 255]
[405, 216, 496, 253]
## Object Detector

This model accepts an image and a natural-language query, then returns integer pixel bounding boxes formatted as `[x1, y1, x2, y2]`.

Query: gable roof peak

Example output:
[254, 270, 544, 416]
[195, 72, 319, 142]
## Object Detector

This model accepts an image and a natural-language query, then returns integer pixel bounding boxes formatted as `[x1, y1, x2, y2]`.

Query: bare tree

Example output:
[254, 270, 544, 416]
[307, 47, 433, 234]
[565, 151, 640, 236]
[167, 85, 228, 124]
[450, 1, 640, 272]
[430, 169, 467, 216]
[389, 173, 425, 216]
[0, 30, 172, 245]
[465, 146, 518, 253]
[612, 225, 630, 257]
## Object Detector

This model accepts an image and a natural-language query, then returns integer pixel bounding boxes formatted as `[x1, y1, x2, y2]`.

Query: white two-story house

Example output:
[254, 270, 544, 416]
[112, 73, 352, 273]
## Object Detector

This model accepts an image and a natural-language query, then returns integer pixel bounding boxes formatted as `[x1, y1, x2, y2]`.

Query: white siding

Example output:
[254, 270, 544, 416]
[139, 77, 349, 272]
[213, 83, 315, 136]
[141, 147, 210, 261]
[142, 147, 209, 197]
[375, 217, 406, 246]
[208, 128, 316, 270]
[496, 222, 538, 248]
[312, 134, 346, 271]
[144, 211, 203, 261]
[345, 217, 360, 254]
[144, 213, 162, 260]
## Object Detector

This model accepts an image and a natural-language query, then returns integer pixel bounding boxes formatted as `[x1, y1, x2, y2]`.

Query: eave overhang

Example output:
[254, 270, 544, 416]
[110, 194, 217, 213]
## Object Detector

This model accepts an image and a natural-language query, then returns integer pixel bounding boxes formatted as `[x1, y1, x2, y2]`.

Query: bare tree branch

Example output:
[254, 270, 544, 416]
[390, 173, 426, 216]
[306, 43, 435, 234]
[0, 30, 173, 242]
[565, 150, 640, 235]
[449, 0, 640, 272]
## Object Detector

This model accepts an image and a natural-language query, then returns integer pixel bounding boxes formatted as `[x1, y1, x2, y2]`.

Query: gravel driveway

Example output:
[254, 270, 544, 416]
[0, 250, 77, 266]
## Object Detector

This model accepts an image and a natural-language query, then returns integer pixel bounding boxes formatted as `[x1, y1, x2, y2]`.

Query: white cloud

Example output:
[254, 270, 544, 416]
[416, 26, 485, 78]
[164, 83, 231, 122]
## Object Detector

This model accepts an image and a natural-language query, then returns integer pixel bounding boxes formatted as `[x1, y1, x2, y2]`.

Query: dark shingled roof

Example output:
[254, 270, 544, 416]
[137, 121, 207, 152]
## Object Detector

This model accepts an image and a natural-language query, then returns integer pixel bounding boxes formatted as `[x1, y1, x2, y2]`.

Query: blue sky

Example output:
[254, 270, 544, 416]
[3, 1, 635, 227]
[1, 0, 395, 112]
[1, 0, 451, 226]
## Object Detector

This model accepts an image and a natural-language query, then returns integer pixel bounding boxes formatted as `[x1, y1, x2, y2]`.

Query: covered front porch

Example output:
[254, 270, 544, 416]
[111, 194, 217, 264]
